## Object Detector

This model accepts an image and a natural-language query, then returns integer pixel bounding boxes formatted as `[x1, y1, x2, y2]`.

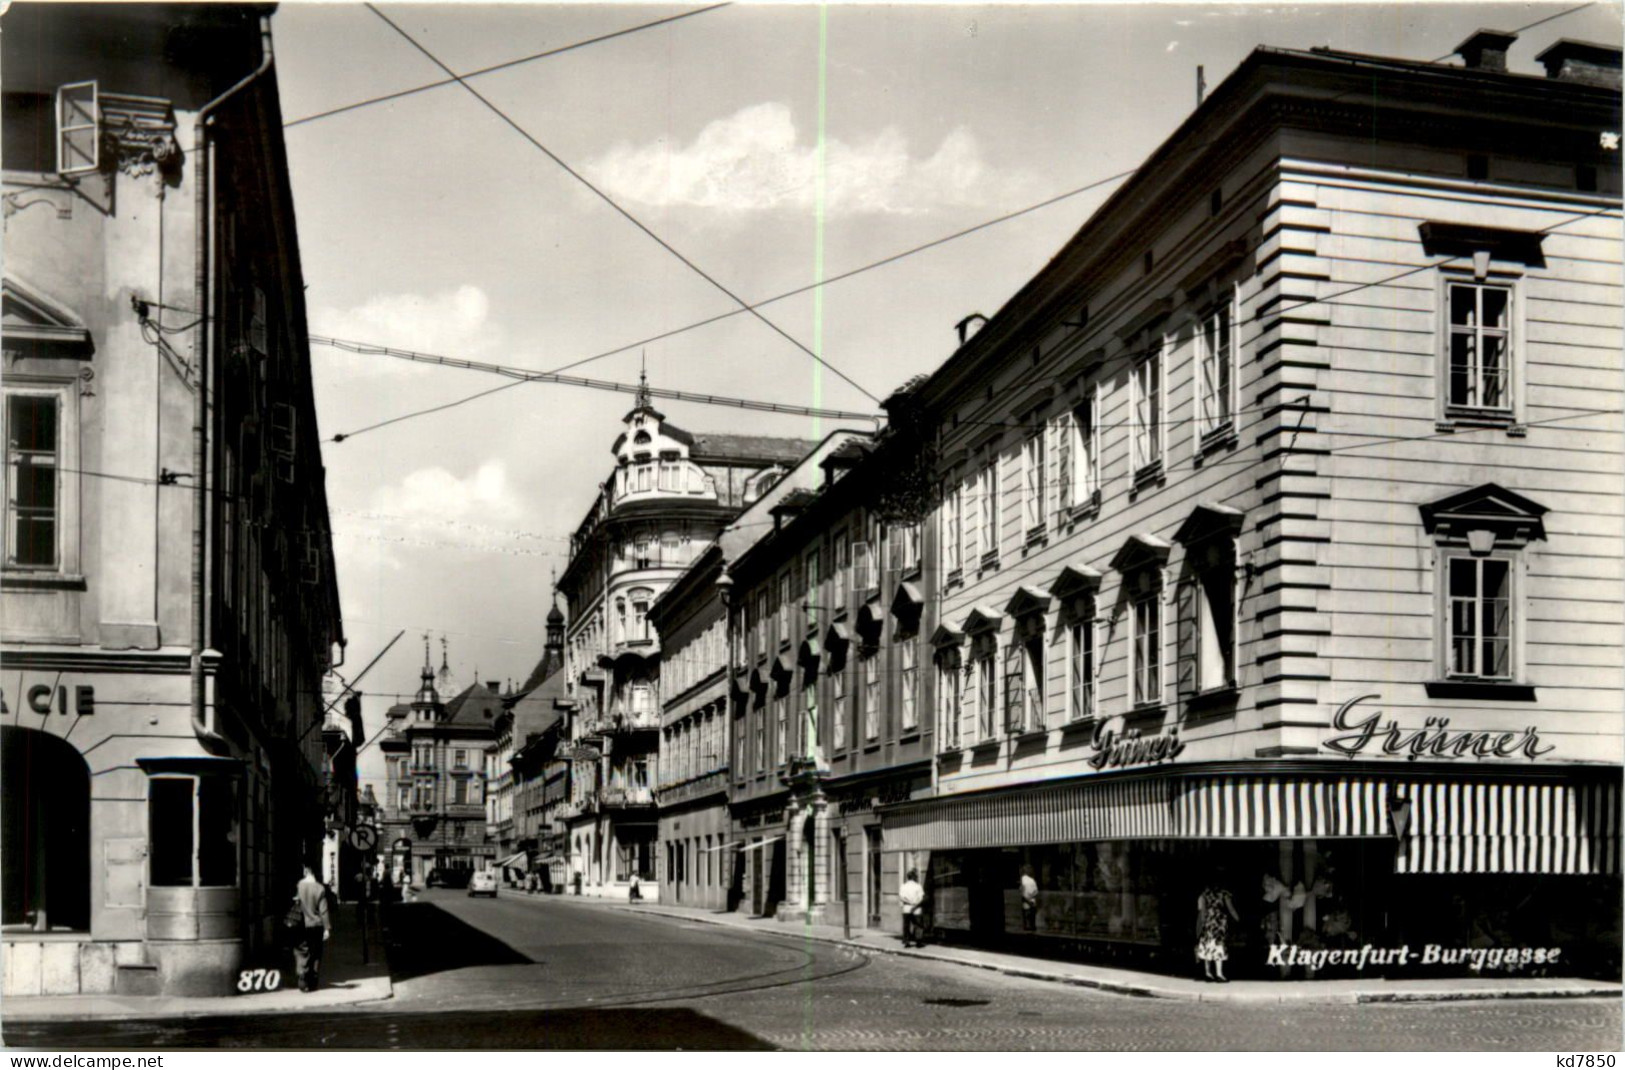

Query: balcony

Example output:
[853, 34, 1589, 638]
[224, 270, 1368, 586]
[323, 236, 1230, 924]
[594, 708, 660, 735]
[556, 797, 599, 821]
[598, 786, 655, 810]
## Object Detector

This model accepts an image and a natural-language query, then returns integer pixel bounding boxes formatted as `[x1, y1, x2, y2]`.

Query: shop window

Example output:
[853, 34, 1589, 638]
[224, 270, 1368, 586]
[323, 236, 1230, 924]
[2, 727, 89, 931]
[148, 774, 237, 889]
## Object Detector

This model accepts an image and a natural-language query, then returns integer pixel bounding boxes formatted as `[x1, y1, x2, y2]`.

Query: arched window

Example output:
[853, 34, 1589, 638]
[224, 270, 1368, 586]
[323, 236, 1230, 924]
[2, 727, 90, 931]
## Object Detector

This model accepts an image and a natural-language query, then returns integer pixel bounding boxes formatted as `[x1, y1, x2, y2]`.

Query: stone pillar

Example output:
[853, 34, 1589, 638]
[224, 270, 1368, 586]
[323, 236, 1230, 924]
[811, 796, 831, 909]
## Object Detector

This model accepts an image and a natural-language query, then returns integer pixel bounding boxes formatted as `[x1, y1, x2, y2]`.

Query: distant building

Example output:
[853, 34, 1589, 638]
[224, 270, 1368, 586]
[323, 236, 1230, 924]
[651, 429, 873, 912]
[487, 596, 567, 881]
[1, 5, 343, 996]
[378, 644, 501, 885]
[556, 375, 815, 898]
[726, 406, 934, 928]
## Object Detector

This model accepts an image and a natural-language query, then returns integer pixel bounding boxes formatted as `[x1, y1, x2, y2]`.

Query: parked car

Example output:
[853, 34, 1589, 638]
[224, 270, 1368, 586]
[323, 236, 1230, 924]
[426, 867, 473, 889]
[468, 871, 498, 898]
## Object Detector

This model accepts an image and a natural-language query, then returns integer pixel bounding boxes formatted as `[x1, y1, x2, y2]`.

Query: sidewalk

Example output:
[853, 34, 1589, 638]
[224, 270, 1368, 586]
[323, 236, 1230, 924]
[532, 890, 1622, 1005]
[2, 900, 392, 1021]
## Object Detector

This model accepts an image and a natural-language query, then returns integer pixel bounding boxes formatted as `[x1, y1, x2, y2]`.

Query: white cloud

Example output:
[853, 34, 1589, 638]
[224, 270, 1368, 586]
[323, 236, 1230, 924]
[309, 284, 501, 371]
[371, 459, 522, 523]
[586, 102, 1042, 216]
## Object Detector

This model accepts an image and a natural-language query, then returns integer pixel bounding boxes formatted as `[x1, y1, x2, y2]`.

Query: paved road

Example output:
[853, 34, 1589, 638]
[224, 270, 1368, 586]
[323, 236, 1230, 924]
[5, 889, 1619, 1050]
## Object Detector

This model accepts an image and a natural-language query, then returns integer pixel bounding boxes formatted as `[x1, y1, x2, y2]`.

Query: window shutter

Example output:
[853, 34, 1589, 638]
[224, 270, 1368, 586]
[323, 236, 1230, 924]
[1161, 569, 1175, 708]
[56, 81, 98, 176]
[1176, 575, 1197, 701]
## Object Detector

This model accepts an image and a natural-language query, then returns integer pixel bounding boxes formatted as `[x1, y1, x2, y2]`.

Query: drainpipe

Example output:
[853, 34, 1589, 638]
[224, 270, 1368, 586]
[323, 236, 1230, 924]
[190, 15, 274, 756]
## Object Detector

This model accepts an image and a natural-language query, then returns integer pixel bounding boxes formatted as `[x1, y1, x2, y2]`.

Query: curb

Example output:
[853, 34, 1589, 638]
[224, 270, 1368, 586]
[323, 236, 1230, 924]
[619, 903, 1619, 1005]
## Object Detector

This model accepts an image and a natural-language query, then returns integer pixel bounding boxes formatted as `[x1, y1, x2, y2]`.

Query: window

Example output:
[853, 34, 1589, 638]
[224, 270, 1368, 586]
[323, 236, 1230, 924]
[1448, 556, 1512, 679]
[937, 658, 961, 749]
[454, 749, 468, 769]
[1023, 432, 1046, 536]
[1132, 577, 1163, 707]
[977, 459, 999, 566]
[832, 667, 848, 751]
[1196, 558, 1237, 693]
[658, 458, 682, 491]
[630, 682, 652, 713]
[804, 551, 820, 633]
[1198, 292, 1237, 440]
[802, 676, 818, 756]
[1023, 634, 1045, 732]
[773, 692, 788, 766]
[863, 653, 880, 741]
[941, 483, 963, 577]
[890, 523, 921, 573]
[636, 464, 653, 493]
[1131, 343, 1164, 475]
[398, 787, 410, 812]
[900, 639, 918, 733]
[834, 530, 851, 601]
[1445, 281, 1512, 416]
[5, 393, 59, 568]
[976, 649, 996, 741]
[756, 590, 769, 655]
[777, 572, 792, 640]
[1068, 618, 1096, 722]
[631, 590, 652, 641]
[454, 779, 468, 805]
[1002, 642, 1023, 733]
[661, 530, 680, 565]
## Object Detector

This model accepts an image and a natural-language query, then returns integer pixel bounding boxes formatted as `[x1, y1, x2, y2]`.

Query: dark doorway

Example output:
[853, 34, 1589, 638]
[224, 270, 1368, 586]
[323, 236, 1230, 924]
[866, 826, 882, 927]
[2, 726, 90, 931]
[804, 817, 817, 909]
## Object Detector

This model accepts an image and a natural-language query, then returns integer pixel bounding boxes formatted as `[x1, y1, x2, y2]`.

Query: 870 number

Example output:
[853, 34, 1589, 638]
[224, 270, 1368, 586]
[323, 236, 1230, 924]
[236, 968, 282, 992]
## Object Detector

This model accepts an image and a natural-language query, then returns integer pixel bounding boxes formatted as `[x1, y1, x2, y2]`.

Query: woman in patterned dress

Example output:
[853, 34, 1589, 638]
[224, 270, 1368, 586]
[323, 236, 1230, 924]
[1196, 883, 1240, 982]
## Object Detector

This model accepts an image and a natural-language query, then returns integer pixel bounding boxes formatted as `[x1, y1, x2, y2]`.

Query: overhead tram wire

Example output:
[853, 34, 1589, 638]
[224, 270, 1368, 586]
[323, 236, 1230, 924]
[311, 3, 1604, 443]
[363, 3, 880, 406]
[284, 3, 731, 129]
[311, 335, 879, 442]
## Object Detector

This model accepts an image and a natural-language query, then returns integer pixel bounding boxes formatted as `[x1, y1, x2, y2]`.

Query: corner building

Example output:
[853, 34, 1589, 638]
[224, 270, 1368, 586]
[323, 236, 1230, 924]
[888, 34, 1622, 979]
[556, 379, 812, 898]
[1, 5, 343, 996]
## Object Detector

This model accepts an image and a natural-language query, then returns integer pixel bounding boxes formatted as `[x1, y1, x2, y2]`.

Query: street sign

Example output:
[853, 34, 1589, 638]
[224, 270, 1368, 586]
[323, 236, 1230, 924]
[347, 824, 378, 852]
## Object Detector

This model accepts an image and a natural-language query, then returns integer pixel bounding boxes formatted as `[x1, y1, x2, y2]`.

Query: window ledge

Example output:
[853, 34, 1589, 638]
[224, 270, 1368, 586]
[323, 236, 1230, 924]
[1438, 411, 1517, 433]
[1060, 716, 1099, 734]
[1424, 680, 1536, 702]
[1014, 727, 1048, 742]
[1064, 493, 1102, 526]
[2, 571, 86, 590]
[1132, 461, 1164, 491]
[1187, 685, 1239, 711]
[978, 552, 1001, 574]
[970, 738, 1000, 754]
[862, 742, 882, 754]
[898, 731, 922, 746]
[1199, 425, 1238, 458]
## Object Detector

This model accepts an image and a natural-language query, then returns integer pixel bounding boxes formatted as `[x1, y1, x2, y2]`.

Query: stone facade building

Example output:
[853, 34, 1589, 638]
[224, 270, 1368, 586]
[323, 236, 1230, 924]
[1, 5, 343, 996]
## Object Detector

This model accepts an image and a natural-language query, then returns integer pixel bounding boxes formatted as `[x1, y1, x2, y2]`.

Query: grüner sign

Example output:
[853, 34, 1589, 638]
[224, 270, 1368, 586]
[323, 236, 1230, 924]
[1322, 694, 1553, 761]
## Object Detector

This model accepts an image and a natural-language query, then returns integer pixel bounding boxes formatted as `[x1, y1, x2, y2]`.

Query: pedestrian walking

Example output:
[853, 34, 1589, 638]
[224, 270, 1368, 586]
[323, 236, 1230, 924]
[898, 869, 926, 947]
[293, 862, 333, 993]
[629, 875, 643, 901]
[1019, 865, 1039, 933]
[1196, 881, 1240, 982]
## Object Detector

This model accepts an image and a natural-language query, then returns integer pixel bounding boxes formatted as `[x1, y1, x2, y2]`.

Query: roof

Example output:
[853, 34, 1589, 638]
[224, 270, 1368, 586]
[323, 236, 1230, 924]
[443, 680, 504, 727]
[686, 433, 816, 466]
[509, 664, 569, 746]
[515, 645, 565, 696]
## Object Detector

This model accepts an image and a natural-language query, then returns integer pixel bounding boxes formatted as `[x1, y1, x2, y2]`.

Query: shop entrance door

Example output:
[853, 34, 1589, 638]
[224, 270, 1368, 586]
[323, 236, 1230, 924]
[866, 826, 882, 927]
[751, 843, 763, 916]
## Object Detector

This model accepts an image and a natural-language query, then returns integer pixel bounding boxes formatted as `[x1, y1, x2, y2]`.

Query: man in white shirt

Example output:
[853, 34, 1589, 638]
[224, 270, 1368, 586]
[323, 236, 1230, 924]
[898, 869, 927, 948]
[1020, 865, 1039, 933]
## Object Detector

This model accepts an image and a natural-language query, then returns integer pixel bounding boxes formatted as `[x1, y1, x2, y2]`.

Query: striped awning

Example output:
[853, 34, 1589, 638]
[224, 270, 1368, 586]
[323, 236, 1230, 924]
[883, 771, 1620, 875]
[1393, 778, 1620, 875]
[1173, 775, 1393, 840]
[882, 778, 1173, 852]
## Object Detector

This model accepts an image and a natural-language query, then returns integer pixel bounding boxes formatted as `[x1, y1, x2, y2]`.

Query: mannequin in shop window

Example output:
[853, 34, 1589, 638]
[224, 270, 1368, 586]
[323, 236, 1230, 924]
[1195, 876, 1240, 982]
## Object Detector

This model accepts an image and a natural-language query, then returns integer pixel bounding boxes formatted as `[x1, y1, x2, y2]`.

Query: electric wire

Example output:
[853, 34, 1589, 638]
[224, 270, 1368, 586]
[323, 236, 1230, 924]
[284, 3, 731, 129]
[364, 3, 880, 405]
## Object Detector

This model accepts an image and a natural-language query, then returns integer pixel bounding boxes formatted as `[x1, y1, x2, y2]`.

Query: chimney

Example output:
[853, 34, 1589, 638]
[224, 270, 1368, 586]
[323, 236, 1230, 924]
[955, 313, 989, 346]
[1534, 39, 1623, 89]
[1455, 29, 1517, 72]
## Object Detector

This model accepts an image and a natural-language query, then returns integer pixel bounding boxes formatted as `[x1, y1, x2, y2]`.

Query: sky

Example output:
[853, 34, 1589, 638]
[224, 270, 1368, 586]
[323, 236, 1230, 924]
[272, 0, 1624, 729]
